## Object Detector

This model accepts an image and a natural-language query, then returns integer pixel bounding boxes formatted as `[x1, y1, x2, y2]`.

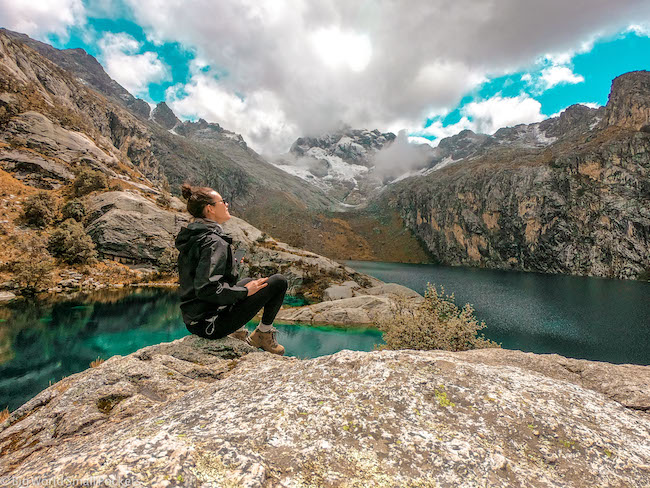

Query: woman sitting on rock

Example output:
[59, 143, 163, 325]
[175, 183, 287, 355]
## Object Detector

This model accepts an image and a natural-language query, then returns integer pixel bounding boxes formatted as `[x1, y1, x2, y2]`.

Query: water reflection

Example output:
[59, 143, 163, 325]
[347, 260, 650, 365]
[0, 289, 379, 411]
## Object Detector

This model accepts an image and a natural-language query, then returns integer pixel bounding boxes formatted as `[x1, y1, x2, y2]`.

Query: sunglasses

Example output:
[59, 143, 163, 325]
[209, 199, 228, 206]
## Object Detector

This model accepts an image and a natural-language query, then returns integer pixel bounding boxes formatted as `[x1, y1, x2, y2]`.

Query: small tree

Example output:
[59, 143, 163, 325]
[376, 283, 499, 352]
[11, 235, 55, 295]
[61, 198, 87, 222]
[48, 219, 97, 264]
[72, 167, 108, 196]
[22, 192, 59, 228]
[157, 247, 179, 274]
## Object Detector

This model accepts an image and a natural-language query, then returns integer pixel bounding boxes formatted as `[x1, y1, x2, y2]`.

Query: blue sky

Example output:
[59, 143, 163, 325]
[2, 0, 650, 154]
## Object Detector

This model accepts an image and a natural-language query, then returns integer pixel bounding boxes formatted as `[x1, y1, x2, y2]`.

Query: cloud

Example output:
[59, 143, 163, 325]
[0, 0, 85, 40]
[540, 65, 585, 89]
[166, 74, 298, 155]
[461, 95, 545, 134]
[119, 0, 650, 153]
[627, 23, 650, 37]
[372, 130, 433, 181]
[98, 33, 170, 97]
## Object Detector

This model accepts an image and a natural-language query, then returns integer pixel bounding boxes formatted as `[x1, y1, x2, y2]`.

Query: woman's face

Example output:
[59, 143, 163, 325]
[203, 191, 231, 224]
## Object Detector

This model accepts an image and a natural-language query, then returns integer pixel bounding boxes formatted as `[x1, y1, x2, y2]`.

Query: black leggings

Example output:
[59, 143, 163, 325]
[187, 274, 288, 339]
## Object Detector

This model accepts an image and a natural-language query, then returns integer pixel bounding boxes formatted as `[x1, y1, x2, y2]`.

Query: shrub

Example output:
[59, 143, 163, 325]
[48, 219, 97, 264]
[11, 235, 55, 295]
[376, 283, 500, 352]
[22, 192, 59, 228]
[72, 167, 108, 196]
[157, 247, 179, 274]
[61, 198, 87, 222]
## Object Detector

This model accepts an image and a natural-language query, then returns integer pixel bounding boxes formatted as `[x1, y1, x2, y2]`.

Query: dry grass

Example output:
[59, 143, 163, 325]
[0, 407, 9, 422]
[90, 357, 105, 368]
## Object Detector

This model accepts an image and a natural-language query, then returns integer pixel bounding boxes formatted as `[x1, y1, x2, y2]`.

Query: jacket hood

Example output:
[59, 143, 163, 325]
[175, 219, 231, 252]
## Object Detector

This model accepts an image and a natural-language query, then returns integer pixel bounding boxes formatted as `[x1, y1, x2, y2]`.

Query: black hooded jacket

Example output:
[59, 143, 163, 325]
[175, 219, 248, 324]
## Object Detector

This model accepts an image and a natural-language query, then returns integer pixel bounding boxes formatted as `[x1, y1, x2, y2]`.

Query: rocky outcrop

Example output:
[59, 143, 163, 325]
[602, 70, 650, 130]
[388, 73, 650, 280]
[151, 102, 181, 130]
[223, 216, 383, 299]
[1, 338, 649, 486]
[86, 191, 190, 263]
[284, 282, 424, 326]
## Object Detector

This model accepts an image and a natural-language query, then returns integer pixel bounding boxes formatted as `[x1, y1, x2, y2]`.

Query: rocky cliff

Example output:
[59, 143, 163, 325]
[386, 72, 650, 280]
[1, 337, 648, 486]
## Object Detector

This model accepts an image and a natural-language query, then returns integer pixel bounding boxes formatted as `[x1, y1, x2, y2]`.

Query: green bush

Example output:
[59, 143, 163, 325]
[11, 235, 55, 295]
[376, 283, 499, 352]
[61, 198, 87, 222]
[157, 247, 179, 274]
[47, 219, 97, 264]
[72, 167, 108, 196]
[22, 192, 59, 228]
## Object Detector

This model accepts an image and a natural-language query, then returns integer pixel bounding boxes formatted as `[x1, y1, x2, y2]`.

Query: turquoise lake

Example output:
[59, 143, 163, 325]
[1, 261, 649, 411]
[0, 288, 382, 411]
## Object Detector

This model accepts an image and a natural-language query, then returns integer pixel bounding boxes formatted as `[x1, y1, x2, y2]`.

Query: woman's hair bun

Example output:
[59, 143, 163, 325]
[180, 182, 193, 200]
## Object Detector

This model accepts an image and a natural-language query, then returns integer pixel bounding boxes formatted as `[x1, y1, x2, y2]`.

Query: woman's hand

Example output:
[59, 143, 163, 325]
[245, 277, 268, 296]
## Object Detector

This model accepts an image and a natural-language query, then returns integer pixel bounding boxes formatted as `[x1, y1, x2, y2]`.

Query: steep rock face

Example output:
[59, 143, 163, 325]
[389, 74, 650, 280]
[1, 340, 649, 487]
[151, 101, 181, 130]
[602, 70, 650, 130]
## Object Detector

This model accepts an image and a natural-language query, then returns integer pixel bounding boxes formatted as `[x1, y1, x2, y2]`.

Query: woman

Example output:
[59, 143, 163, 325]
[175, 183, 287, 355]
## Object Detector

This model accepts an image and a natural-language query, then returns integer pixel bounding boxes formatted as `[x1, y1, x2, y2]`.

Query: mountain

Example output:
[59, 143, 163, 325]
[381, 72, 650, 280]
[0, 29, 431, 265]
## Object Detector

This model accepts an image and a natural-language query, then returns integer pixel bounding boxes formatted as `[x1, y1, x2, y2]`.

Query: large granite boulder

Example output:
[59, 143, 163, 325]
[86, 191, 189, 263]
[1, 339, 649, 487]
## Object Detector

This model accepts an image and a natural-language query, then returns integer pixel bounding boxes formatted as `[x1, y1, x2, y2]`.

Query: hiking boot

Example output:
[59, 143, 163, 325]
[247, 327, 285, 356]
[228, 328, 249, 342]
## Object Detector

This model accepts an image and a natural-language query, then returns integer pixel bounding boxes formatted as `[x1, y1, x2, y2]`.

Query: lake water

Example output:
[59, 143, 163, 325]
[347, 260, 650, 366]
[2, 262, 649, 411]
[0, 288, 382, 411]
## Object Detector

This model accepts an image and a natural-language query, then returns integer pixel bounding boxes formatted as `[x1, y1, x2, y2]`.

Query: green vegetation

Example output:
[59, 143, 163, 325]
[22, 191, 59, 228]
[72, 167, 108, 196]
[61, 198, 87, 222]
[156, 247, 179, 274]
[10, 234, 55, 295]
[47, 218, 97, 264]
[376, 283, 500, 352]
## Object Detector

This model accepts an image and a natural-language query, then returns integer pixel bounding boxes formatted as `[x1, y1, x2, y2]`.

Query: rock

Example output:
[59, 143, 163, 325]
[86, 191, 190, 263]
[276, 294, 397, 326]
[0, 291, 16, 302]
[391, 77, 650, 280]
[151, 102, 181, 130]
[323, 283, 357, 301]
[358, 282, 423, 298]
[602, 70, 650, 130]
[1, 344, 649, 487]
[0, 147, 74, 189]
[223, 217, 382, 298]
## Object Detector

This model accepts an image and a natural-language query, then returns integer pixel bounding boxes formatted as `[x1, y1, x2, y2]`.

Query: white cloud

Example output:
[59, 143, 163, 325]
[627, 23, 650, 37]
[0, 0, 85, 40]
[166, 74, 298, 155]
[119, 0, 650, 153]
[98, 33, 170, 97]
[412, 117, 475, 144]
[540, 65, 585, 89]
[462, 95, 545, 134]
